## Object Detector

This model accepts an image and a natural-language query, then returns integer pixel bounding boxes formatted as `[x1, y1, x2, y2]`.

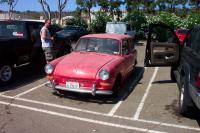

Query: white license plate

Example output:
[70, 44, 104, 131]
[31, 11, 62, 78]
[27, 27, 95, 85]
[66, 82, 79, 89]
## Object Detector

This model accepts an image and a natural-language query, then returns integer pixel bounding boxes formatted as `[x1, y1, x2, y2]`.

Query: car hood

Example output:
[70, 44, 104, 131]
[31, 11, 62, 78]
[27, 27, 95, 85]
[54, 52, 118, 79]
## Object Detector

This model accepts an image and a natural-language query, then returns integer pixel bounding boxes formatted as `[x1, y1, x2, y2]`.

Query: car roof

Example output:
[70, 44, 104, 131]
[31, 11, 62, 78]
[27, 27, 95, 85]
[0, 19, 44, 23]
[81, 33, 132, 40]
[176, 29, 189, 31]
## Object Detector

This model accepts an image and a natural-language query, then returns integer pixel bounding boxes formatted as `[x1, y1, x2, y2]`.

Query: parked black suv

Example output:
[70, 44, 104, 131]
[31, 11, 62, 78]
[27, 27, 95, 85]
[145, 23, 200, 117]
[0, 20, 71, 85]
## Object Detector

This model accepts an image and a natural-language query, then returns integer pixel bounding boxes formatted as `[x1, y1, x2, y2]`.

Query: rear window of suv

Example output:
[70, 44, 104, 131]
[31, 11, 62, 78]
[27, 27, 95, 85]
[0, 21, 26, 38]
[177, 29, 188, 34]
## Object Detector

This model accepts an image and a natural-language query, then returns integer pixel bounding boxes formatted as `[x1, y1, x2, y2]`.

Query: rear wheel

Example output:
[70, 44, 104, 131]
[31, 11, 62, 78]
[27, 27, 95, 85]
[0, 63, 14, 85]
[179, 77, 197, 117]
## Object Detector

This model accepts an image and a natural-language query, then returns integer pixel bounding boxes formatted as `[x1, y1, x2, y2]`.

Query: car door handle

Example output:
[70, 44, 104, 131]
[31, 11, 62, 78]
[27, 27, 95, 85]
[165, 55, 175, 60]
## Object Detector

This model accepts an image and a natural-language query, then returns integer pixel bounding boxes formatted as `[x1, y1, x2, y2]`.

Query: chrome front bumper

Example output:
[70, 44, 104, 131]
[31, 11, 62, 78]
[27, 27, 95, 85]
[46, 81, 113, 96]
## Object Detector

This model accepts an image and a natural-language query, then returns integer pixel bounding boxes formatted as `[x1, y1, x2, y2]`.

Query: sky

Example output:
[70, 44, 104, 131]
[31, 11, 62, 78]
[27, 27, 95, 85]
[0, 0, 192, 12]
[0, 0, 77, 12]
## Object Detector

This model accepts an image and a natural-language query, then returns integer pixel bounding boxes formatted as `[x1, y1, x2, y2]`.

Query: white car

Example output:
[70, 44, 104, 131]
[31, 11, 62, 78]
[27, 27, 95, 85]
[106, 22, 135, 39]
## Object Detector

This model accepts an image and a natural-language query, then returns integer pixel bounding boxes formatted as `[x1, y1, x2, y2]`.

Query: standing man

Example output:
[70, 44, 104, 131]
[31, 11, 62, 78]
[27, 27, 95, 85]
[40, 19, 54, 63]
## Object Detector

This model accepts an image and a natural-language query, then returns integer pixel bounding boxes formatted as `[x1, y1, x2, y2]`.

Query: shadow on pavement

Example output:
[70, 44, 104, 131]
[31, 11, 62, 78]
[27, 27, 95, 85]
[152, 80, 174, 84]
[165, 99, 200, 126]
[53, 66, 145, 105]
[0, 65, 45, 92]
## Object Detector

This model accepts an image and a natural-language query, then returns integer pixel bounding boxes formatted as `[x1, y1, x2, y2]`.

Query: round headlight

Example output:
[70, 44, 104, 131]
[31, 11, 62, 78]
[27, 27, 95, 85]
[44, 64, 54, 74]
[99, 69, 110, 80]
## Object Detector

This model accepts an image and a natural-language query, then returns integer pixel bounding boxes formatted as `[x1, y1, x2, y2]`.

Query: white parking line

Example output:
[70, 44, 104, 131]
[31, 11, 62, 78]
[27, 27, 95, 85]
[0, 94, 110, 117]
[133, 67, 159, 120]
[14, 82, 47, 98]
[0, 100, 167, 133]
[108, 68, 145, 116]
[137, 119, 200, 132]
[0, 94, 199, 131]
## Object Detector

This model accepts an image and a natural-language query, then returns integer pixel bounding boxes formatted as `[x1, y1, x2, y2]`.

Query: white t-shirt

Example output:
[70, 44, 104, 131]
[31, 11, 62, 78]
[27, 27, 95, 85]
[40, 26, 53, 48]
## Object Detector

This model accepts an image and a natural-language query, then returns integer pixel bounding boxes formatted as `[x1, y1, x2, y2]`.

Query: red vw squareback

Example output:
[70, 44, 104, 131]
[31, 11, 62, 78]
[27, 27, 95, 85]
[45, 33, 137, 96]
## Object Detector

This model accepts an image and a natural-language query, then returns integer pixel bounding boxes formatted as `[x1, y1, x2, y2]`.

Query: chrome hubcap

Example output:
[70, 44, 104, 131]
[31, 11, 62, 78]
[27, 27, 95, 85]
[180, 84, 184, 107]
[0, 65, 12, 82]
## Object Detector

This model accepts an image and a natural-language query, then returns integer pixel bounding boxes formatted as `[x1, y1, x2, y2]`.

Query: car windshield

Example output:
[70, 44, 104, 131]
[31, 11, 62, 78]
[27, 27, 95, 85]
[0, 22, 26, 38]
[75, 37, 120, 55]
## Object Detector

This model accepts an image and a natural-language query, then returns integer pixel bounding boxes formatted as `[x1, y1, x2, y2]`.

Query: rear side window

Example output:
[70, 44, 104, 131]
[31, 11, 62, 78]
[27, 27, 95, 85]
[0, 22, 26, 38]
[151, 26, 177, 43]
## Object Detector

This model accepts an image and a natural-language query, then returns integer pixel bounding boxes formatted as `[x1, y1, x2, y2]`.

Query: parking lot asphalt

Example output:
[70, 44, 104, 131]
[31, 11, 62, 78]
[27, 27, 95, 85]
[0, 41, 199, 133]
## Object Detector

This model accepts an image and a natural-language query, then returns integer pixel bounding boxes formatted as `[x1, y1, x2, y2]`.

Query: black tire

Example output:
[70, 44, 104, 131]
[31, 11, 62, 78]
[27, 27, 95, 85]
[0, 63, 14, 85]
[112, 76, 121, 97]
[170, 67, 176, 82]
[179, 77, 197, 117]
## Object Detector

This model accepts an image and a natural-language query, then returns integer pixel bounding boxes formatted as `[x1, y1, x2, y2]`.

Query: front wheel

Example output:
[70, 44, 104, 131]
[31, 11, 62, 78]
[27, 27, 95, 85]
[112, 77, 121, 97]
[170, 67, 176, 82]
[0, 63, 14, 85]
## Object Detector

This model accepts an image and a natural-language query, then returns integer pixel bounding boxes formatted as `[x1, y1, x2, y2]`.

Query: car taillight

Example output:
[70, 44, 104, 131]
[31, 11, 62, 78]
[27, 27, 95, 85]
[195, 72, 200, 88]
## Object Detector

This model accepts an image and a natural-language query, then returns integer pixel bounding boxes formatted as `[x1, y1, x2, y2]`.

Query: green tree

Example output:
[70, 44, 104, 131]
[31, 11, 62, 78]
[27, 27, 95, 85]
[125, 0, 142, 14]
[156, 0, 167, 11]
[110, 0, 123, 21]
[97, 0, 109, 12]
[38, 0, 51, 20]
[76, 0, 96, 24]
[90, 11, 112, 33]
[190, 0, 200, 12]
[97, 0, 123, 21]
[142, 0, 157, 14]
[76, 0, 84, 16]
[65, 17, 88, 29]
[58, 0, 68, 24]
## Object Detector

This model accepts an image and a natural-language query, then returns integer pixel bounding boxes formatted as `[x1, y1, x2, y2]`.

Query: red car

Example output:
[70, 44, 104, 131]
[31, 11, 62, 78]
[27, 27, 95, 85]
[45, 34, 137, 96]
[175, 29, 189, 43]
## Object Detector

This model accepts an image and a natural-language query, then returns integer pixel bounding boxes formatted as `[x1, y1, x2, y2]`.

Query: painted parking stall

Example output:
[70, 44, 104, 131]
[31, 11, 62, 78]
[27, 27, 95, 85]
[0, 43, 199, 133]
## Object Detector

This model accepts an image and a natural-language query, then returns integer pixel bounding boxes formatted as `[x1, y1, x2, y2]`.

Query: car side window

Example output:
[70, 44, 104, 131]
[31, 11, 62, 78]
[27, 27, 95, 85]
[151, 26, 176, 43]
[122, 40, 130, 55]
[190, 29, 200, 54]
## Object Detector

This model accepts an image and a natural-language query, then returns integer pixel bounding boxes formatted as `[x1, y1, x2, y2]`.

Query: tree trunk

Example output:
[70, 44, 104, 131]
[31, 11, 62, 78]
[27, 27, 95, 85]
[38, 0, 51, 20]
[88, 8, 91, 24]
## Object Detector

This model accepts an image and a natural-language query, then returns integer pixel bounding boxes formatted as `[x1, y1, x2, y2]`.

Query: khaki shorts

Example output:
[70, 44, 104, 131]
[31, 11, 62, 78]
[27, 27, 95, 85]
[42, 47, 54, 62]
